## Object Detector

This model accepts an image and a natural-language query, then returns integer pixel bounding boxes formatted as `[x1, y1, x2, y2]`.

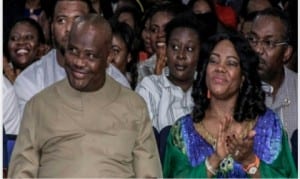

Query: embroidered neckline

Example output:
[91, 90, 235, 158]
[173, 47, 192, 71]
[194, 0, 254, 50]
[194, 119, 257, 150]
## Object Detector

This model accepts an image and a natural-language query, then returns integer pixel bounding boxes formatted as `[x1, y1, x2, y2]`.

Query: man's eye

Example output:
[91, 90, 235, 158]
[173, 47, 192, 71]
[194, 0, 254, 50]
[68, 47, 78, 55]
[57, 18, 66, 24]
[264, 40, 275, 48]
[88, 53, 95, 59]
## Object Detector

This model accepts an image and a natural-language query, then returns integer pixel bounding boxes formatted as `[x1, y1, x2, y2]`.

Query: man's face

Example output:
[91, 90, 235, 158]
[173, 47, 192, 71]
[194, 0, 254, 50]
[51, 0, 89, 51]
[64, 23, 111, 92]
[248, 15, 290, 83]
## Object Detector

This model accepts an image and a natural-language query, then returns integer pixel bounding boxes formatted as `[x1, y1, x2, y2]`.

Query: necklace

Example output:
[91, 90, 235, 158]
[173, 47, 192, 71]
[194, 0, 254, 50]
[195, 119, 257, 149]
[196, 121, 217, 149]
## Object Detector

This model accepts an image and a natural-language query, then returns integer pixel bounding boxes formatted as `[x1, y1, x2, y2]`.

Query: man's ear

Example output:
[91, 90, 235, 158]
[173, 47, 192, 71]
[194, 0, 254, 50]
[283, 45, 293, 63]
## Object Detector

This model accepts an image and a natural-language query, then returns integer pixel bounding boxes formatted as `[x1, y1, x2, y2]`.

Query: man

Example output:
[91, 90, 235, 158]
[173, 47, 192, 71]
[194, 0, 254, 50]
[8, 14, 162, 178]
[247, 8, 297, 141]
[13, 0, 94, 117]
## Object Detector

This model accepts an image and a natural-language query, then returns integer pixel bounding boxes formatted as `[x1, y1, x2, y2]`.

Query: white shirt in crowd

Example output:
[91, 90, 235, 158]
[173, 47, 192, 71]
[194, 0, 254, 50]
[3, 76, 21, 135]
[135, 68, 194, 132]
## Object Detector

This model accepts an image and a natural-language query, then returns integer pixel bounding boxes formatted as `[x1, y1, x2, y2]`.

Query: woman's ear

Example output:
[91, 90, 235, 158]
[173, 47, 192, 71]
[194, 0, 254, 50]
[127, 53, 132, 63]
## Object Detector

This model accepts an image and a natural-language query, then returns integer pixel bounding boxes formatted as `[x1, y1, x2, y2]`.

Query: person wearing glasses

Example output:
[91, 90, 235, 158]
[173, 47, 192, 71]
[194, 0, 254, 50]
[247, 8, 297, 146]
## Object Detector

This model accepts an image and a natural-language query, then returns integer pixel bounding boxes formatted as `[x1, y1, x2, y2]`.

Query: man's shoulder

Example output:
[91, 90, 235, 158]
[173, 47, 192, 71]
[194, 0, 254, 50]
[284, 67, 297, 80]
[29, 79, 65, 103]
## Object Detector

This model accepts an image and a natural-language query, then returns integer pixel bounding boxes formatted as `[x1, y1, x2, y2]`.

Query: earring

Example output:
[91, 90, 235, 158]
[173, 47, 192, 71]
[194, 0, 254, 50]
[207, 90, 211, 99]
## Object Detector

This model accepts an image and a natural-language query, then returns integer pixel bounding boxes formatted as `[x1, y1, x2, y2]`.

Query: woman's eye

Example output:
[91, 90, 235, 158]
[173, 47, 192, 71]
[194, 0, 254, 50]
[186, 47, 193, 52]
[208, 57, 217, 64]
[227, 58, 239, 67]
[172, 45, 179, 51]
[10, 35, 19, 41]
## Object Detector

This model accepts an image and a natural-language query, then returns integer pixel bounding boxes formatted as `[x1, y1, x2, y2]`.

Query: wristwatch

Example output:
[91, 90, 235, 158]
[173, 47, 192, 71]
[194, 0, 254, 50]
[247, 166, 258, 175]
[243, 155, 260, 175]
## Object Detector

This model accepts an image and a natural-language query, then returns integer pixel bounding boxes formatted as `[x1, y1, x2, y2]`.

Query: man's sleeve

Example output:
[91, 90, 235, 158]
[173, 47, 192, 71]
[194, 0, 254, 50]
[132, 102, 162, 177]
[8, 98, 40, 178]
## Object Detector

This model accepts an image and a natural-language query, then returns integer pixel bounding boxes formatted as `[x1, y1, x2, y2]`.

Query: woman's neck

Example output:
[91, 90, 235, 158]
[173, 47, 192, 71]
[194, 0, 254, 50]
[207, 98, 236, 120]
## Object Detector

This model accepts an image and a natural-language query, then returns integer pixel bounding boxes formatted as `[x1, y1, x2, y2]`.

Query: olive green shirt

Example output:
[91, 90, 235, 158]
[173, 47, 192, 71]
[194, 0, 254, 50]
[8, 75, 162, 178]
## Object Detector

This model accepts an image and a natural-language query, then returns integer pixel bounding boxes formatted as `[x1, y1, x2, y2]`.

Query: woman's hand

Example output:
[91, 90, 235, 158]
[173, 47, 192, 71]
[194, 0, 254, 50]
[154, 43, 167, 75]
[216, 115, 232, 159]
[226, 130, 256, 165]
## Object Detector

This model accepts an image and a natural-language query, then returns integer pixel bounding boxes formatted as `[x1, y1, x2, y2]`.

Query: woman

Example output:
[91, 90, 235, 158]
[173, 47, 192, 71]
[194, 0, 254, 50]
[108, 21, 138, 89]
[4, 18, 46, 83]
[137, 2, 187, 82]
[136, 12, 204, 133]
[163, 32, 297, 178]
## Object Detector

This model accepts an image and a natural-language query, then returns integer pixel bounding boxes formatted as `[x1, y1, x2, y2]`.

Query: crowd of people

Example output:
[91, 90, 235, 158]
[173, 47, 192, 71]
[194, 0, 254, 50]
[3, 0, 297, 178]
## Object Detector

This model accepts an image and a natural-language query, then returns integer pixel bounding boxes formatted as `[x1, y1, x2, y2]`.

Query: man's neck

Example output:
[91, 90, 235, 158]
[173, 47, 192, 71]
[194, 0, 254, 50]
[266, 69, 285, 98]
[56, 50, 65, 67]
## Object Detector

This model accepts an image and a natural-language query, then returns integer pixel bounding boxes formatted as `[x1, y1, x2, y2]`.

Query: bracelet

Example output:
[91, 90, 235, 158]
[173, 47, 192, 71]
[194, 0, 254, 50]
[205, 157, 218, 175]
[219, 155, 234, 174]
[243, 154, 260, 172]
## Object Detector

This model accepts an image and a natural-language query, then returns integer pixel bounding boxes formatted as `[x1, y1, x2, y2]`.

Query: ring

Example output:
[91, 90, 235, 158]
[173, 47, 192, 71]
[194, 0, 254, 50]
[234, 150, 240, 156]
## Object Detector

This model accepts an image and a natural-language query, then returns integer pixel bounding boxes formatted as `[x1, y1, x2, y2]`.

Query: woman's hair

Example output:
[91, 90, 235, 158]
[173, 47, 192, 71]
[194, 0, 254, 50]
[192, 32, 266, 123]
[165, 12, 206, 47]
[187, 0, 216, 13]
[112, 5, 142, 34]
[109, 20, 138, 89]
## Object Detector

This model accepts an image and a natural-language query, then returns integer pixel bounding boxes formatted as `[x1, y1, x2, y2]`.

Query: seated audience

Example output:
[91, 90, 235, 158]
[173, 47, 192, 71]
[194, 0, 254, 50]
[163, 32, 297, 178]
[136, 13, 204, 132]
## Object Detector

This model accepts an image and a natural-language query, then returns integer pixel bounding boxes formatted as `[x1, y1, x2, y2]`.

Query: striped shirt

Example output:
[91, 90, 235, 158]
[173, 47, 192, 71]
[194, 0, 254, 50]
[135, 68, 194, 132]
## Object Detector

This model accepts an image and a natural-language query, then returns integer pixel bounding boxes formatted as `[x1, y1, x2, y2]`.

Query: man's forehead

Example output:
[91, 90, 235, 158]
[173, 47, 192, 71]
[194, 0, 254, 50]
[55, 1, 89, 14]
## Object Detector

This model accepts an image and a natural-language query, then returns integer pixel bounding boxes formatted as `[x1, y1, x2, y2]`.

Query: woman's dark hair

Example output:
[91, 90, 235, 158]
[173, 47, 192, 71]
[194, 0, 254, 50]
[165, 12, 206, 47]
[192, 32, 266, 123]
[187, 0, 216, 13]
[4, 17, 46, 58]
[150, 1, 189, 20]
[112, 5, 142, 34]
[109, 20, 138, 89]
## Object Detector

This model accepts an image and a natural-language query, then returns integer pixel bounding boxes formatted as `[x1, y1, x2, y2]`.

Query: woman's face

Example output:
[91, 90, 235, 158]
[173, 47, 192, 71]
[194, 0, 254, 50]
[149, 11, 174, 53]
[142, 18, 153, 54]
[193, 0, 212, 14]
[167, 27, 200, 86]
[206, 39, 244, 100]
[8, 22, 40, 69]
[108, 35, 131, 74]
[118, 12, 135, 30]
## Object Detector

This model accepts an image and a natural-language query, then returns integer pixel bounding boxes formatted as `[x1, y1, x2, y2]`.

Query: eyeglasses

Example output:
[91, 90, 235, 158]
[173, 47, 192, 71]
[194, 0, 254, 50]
[246, 36, 288, 50]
